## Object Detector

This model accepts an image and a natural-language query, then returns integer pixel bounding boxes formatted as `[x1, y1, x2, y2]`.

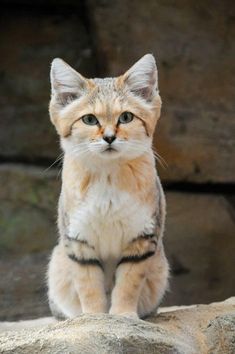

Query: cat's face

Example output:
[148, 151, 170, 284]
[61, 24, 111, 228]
[49, 55, 161, 164]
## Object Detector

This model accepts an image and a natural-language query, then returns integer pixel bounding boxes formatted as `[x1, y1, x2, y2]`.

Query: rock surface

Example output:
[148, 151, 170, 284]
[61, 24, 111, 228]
[165, 192, 235, 306]
[87, 0, 235, 183]
[0, 298, 234, 354]
[0, 253, 50, 321]
[0, 4, 95, 161]
[0, 164, 59, 255]
[0, 164, 59, 320]
[0, 1, 234, 183]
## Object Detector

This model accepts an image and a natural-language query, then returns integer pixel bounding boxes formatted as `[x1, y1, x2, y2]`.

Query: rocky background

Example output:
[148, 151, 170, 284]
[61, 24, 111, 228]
[0, 0, 234, 320]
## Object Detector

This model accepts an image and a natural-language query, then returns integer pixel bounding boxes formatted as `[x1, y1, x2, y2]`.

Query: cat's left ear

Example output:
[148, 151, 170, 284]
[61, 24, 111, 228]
[123, 54, 158, 102]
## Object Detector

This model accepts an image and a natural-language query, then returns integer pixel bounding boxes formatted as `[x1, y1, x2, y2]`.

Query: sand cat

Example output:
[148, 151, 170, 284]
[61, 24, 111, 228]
[47, 54, 169, 319]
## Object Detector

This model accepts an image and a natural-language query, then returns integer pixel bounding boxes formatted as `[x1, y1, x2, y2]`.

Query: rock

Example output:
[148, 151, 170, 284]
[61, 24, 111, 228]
[0, 298, 234, 354]
[0, 5, 95, 161]
[0, 317, 57, 332]
[164, 192, 235, 306]
[1, 1, 234, 183]
[205, 312, 235, 354]
[87, 0, 235, 183]
[0, 164, 59, 320]
[0, 253, 51, 321]
[0, 164, 60, 255]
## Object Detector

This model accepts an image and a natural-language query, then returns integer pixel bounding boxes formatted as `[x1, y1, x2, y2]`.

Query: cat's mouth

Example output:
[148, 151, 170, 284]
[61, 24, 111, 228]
[103, 146, 117, 153]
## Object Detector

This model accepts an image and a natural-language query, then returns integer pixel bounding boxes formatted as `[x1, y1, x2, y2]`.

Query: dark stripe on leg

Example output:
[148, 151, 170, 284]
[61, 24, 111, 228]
[68, 253, 103, 270]
[117, 250, 155, 267]
[133, 233, 157, 242]
[140, 233, 155, 240]
[65, 235, 95, 249]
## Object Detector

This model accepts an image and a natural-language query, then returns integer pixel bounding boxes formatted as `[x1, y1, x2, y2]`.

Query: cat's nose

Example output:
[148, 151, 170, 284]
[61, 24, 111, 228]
[103, 135, 116, 144]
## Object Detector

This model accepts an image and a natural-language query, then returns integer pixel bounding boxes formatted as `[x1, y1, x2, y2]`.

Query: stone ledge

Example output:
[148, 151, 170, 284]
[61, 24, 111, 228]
[0, 298, 234, 354]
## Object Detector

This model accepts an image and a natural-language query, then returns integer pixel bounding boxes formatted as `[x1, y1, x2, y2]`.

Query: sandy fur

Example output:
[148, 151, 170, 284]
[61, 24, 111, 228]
[47, 54, 169, 319]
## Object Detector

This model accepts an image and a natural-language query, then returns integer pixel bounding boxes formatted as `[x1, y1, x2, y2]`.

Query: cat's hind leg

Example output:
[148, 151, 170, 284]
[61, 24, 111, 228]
[138, 242, 169, 318]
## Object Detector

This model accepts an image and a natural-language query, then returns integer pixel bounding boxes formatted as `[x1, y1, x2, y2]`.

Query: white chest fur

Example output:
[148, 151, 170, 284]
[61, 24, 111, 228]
[67, 175, 154, 260]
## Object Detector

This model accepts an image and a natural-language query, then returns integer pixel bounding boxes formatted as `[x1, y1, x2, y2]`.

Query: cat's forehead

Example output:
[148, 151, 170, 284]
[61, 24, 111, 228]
[87, 77, 125, 118]
[93, 77, 116, 87]
[92, 77, 120, 97]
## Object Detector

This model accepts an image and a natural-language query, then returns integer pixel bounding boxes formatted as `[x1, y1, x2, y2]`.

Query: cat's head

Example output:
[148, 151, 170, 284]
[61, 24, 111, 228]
[49, 54, 161, 164]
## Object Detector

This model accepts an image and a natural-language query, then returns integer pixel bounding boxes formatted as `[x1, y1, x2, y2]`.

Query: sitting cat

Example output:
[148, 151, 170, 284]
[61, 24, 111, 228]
[47, 54, 169, 319]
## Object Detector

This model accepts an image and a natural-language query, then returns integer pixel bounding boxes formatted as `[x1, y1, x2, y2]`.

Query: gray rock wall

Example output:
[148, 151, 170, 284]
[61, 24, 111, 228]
[1, 1, 234, 182]
[0, 0, 234, 320]
[87, 0, 235, 183]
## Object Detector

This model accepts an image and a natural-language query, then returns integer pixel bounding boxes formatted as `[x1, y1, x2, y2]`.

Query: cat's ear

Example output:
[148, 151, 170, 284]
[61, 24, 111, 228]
[123, 54, 158, 102]
[50, 58, 88, 107]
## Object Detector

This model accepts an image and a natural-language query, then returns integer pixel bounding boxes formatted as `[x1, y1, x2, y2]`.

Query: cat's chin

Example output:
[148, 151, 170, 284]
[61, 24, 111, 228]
[99, 148, 122, 160]
[96, 150, 145, 162]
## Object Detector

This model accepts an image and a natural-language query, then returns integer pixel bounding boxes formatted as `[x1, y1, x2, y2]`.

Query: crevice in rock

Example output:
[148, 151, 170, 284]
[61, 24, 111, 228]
[0, 156, 58, 168]
[1, 159, 235, 195]
[80, 0, 101, 76]
[163, 182, 235, 195]
[83, 0, 109, 76]
[0, 1, 84, 17]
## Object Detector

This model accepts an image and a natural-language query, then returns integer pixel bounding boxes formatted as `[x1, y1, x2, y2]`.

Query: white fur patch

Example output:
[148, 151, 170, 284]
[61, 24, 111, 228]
[68, 174, 155, 260]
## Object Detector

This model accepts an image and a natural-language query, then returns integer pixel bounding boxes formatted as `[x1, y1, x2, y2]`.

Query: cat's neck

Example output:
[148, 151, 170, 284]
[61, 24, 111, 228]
[61, 151, 157, 204]
[62, 151, 156, 178]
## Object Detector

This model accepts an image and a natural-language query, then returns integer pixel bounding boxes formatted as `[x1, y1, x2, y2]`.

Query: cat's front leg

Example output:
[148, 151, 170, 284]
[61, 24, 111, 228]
[110, 234, 157, 318]
[65, 237, 107, 314]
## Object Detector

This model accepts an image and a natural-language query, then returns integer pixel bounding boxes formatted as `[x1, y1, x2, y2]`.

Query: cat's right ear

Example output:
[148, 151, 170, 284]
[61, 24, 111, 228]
[50, 58, 87, 107]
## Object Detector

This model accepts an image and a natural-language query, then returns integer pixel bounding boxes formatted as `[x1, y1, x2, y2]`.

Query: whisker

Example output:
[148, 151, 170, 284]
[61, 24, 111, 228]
[152, 148, 168, 169]
[57, 166, 63, 179]
[124, 141, 168, 169]
[43, 153, 64, 173]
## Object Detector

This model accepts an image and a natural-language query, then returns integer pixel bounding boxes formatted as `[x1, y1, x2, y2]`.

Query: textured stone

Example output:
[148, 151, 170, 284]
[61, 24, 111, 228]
[0, 164, 59, 255]
[164, 192, 235, 306]
[0, 298, 234, 354]
[1, 1, 234, 183]
[0, 164, 60, 320]
[87, 0, 235, 183]
[0, 253, 51, 321]
[0, 6, 95, 161]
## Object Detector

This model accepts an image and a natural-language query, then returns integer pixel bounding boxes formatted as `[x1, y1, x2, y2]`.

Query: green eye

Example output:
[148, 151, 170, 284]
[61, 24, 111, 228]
[118, 112, 134, 124]
[82, 114, 99, 126]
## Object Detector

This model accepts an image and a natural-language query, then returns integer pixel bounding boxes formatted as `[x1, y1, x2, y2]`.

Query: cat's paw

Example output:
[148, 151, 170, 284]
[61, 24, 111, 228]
[109, 310, 139, 319]
[120, 312, 139, 319]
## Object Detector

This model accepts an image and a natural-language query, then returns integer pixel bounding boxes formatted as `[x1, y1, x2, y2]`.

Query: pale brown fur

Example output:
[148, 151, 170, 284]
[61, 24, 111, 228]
[47, 54, 169, 319]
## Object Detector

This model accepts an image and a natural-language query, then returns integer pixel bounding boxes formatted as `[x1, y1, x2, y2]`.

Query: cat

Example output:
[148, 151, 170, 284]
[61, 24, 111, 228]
[47, 54, 169, 319]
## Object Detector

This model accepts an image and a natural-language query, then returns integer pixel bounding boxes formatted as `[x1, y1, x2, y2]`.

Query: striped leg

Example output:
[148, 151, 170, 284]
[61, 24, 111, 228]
[65, 237, 107, 314]
[109, 234, 157, 317]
